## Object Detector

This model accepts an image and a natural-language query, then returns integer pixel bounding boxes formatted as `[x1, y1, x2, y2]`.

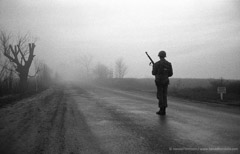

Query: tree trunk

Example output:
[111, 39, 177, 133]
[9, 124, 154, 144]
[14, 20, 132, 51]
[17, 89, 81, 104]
[19, 70, 29, 93]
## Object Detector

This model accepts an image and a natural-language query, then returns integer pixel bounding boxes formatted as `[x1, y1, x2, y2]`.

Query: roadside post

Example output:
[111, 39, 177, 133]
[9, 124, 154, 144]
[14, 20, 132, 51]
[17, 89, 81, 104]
[217, 87, 226, 101]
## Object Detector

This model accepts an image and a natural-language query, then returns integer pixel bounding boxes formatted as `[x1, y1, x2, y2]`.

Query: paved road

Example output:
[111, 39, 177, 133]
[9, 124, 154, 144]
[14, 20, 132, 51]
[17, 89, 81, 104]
[65, 85, 240, 154]
[0, 85, 239, 154]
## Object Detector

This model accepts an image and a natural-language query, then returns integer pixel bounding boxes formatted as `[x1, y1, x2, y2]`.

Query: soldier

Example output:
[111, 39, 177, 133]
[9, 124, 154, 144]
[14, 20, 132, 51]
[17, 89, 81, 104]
[152, 51, 173, 115]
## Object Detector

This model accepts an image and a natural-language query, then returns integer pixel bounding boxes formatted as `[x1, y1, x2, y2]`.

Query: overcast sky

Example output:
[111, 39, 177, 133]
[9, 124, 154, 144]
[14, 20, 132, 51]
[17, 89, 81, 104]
[0, 0, 240, 80]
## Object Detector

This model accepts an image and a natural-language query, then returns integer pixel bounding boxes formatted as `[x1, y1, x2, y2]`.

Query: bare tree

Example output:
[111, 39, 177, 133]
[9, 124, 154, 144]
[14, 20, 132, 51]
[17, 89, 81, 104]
[0, 32, 12, 76]
[79, 54, 93, 80]
[38, 63, 52, 89]
[33, 59, 43, 91]
[93, 63, 112, 79]
[0, 61, 9, 80]
[0, 31, 36, 92]
[115, 58, 128, 78]
[0, 33, 16, 94]
[0, 60, 18, 95]
[34, 59, 52, 91]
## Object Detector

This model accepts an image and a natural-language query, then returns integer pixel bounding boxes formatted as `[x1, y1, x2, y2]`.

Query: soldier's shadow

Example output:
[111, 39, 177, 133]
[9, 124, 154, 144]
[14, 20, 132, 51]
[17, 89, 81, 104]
[157, 115, 174, 136]
[158, 115, 168, 125]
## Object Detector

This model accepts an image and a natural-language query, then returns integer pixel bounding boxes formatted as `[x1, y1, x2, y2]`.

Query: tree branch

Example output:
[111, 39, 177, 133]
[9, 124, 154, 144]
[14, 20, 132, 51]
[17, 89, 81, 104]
[4, 50, 16, 63]
[17, 45, 27, 63]
[6, 45, 20, 65]
[0, 63, 18, 75]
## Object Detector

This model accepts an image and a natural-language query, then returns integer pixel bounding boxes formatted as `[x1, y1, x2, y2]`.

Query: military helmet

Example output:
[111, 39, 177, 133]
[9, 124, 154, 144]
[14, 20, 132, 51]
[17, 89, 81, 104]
[158, 50, 166, 58]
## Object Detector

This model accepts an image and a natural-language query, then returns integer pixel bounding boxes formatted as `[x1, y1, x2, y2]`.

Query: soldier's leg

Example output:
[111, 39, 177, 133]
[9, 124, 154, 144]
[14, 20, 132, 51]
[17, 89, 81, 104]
[156, 85, 166, 115]
[157, 85, 164, 108]
[159, 85, 168, 115]
[162, 85, 168, 108]
[155, 81, 163, 114]
[156, 84, 160, 100]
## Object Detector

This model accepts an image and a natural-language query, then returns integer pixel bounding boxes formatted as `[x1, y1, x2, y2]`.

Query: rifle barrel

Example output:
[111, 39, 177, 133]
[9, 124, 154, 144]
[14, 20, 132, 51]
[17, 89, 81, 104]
[145, 52, 154, 64]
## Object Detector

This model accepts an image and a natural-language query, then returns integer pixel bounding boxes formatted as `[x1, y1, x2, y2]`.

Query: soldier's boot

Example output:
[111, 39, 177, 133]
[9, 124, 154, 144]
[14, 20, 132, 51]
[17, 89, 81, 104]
[156, 108, 164, 115]
[156, 107, 166, 115]
[156, 108, 162, 115]
[162, 107, 166, 115]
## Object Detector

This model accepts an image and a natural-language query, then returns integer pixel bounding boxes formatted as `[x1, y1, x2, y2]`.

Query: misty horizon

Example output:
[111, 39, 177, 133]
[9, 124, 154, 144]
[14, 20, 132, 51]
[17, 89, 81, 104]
[0, 0, 240, 81]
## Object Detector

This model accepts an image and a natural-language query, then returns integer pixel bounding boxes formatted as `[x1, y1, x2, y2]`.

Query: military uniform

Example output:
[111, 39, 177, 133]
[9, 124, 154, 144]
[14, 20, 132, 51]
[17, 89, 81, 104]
[152, 52, 173, 115]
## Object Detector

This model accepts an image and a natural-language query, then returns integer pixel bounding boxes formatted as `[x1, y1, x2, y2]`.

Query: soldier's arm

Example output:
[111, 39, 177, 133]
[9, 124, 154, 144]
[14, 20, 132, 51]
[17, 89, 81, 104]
[168, 63, 173, 77]
[152, 63, 157, 75]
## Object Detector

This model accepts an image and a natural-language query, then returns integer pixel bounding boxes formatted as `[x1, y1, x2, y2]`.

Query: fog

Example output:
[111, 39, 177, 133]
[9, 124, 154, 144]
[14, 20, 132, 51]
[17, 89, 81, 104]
[1, 0, 240, 81]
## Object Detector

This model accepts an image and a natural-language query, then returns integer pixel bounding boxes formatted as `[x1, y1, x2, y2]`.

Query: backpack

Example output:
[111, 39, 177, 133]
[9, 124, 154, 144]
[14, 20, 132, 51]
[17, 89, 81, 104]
[156, 61, 170, 85]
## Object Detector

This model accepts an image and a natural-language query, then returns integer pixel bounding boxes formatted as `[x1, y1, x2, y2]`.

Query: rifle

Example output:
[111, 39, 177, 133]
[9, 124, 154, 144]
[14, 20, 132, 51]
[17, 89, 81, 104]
[145, 52, 154, 65]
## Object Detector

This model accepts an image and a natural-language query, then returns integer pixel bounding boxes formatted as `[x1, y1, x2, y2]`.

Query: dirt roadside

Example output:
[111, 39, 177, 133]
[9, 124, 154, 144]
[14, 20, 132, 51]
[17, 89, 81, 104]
[0, 86, 66, 154]
[0, 85, 107, 154]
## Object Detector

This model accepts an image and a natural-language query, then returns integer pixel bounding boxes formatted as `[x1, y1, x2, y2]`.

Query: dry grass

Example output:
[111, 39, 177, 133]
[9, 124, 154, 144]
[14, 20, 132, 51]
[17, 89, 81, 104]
[95, 78, 240, 106]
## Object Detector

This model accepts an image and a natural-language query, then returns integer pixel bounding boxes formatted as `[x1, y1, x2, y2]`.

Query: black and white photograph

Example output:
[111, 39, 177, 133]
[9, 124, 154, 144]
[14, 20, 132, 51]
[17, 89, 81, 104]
[0, 0, 239, 153]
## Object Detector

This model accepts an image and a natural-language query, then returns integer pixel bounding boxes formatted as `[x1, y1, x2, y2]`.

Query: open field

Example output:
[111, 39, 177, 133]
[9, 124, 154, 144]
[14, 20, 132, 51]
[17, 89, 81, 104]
[95, 78, 240, 106]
